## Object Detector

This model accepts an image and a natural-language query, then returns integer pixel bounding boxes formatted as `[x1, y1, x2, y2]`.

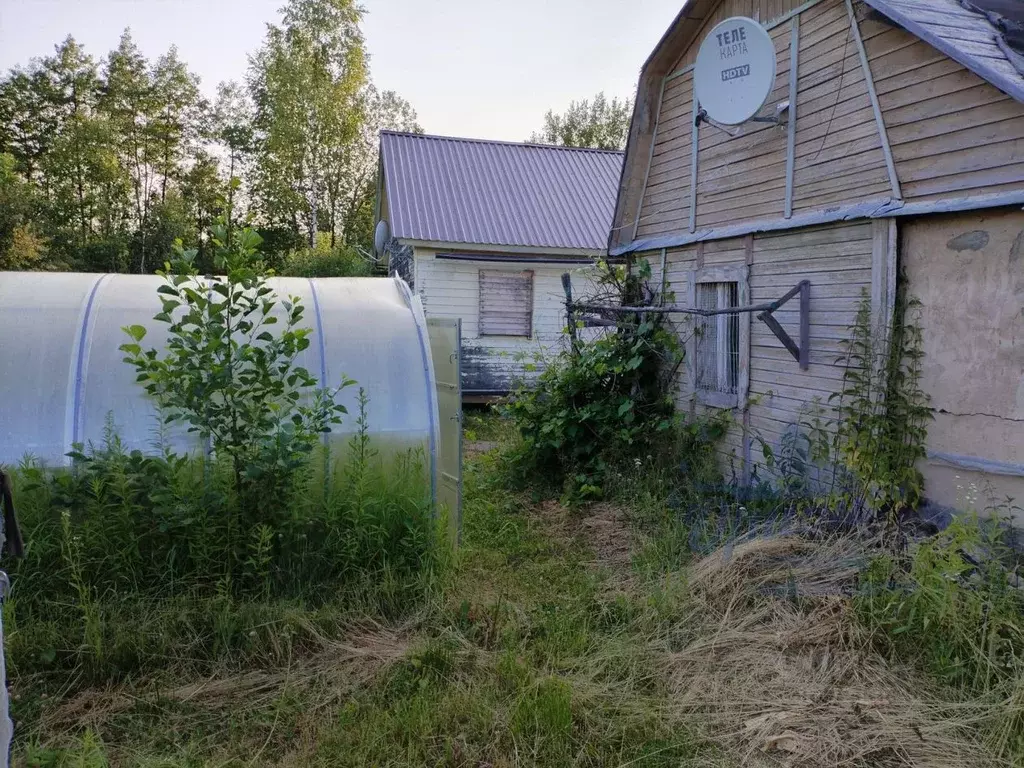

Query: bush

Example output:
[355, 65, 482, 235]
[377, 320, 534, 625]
[502, 259, 684, 500]
[279, 238, 372, 277]
[5, 220, 441, 685]
[857, 515, 1024, 692]
[856, 514, 1024, 757]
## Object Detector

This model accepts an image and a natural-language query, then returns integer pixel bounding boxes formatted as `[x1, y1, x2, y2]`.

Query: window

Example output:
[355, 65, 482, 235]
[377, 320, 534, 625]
[696, 282, 739, 396]
[479, 270, 533, 337]
[688, 265, 749, 409]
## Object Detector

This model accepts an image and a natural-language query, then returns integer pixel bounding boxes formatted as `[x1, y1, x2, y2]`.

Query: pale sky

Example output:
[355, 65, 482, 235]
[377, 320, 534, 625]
[0, 0, 683, 142]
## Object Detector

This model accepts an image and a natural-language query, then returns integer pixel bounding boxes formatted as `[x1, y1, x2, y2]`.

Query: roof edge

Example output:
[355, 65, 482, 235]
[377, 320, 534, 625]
[861, 0, 1024, 103]
[379, 130, 625, 156]
[612, 189, 1024, 255]
[396, 237, 609, 258]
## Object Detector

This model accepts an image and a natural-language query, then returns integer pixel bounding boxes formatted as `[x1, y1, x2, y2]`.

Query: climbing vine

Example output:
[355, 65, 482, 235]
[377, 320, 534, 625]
[829, 280, 933, 521]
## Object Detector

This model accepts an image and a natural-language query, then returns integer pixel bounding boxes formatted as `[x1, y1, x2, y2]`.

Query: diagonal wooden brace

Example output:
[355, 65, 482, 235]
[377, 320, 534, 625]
[757, 279, 809, 370]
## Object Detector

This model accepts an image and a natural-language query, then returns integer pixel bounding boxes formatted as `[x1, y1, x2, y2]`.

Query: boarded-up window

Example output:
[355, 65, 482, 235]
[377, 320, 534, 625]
[695, 282, 739, 396]
[479, 270, 533, 337]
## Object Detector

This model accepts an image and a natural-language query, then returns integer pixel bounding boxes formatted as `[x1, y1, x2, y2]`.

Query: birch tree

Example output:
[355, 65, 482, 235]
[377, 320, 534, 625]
[249, 0, 367, 247]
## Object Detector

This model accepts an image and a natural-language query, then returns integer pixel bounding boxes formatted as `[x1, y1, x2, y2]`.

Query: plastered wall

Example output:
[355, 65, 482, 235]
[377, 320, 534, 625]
[902, 209, 1024, 513]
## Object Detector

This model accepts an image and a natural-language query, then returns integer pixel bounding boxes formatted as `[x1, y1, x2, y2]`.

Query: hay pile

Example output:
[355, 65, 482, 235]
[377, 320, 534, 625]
[662, 534, 1006, 767]
[43, 619, 411, 730]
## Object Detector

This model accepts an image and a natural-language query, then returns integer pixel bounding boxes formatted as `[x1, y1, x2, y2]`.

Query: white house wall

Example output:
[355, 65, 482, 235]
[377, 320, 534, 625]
[413, 247, 598, 393]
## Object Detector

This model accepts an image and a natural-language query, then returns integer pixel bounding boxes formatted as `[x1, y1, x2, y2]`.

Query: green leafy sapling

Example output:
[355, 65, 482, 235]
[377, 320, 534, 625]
[120, 215, 354, 521]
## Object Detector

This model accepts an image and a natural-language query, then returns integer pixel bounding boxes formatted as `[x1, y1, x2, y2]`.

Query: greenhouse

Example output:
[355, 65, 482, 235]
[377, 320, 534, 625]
[0, 273, 444, 501]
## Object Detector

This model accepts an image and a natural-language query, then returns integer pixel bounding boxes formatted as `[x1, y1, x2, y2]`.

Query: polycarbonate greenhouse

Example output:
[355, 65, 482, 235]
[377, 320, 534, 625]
[0, 273, 448, 504]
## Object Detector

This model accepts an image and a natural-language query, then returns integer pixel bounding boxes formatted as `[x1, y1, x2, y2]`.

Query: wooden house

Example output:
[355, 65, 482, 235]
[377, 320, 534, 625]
[376, 131, 623, 398]
[609, 0, 1024, 512]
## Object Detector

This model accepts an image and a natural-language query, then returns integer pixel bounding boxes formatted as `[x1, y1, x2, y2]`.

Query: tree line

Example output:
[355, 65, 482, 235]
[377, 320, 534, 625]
[0, 0, 420, 275]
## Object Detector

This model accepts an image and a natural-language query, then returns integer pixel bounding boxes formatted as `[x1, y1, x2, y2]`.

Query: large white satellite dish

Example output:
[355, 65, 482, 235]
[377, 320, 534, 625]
[694, 17, 777, 126]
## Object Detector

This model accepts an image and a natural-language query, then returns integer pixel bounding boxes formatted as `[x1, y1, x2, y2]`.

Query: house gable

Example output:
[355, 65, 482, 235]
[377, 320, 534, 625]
[611, 0, 1024, 254]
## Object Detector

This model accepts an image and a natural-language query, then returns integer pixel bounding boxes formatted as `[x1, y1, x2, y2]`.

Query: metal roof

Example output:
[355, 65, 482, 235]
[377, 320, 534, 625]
[379, 131, 624, 252]
[861, 0, 1024, 103]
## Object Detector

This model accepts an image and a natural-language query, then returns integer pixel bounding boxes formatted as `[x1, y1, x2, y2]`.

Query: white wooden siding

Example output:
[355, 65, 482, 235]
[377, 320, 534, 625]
[414, 248, 599, 392]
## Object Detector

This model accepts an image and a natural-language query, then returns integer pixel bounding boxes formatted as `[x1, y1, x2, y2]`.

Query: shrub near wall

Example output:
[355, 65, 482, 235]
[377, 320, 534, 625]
[503, 259, 688, 501]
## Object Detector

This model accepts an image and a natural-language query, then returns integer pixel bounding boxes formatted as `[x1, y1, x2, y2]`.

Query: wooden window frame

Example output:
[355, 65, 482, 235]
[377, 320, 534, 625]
[478, 269, 534, 338]
[687, 265, 750, 410]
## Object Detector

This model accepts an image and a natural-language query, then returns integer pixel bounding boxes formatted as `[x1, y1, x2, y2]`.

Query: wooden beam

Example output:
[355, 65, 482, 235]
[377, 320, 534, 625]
[633, 78, 667, 242]
[612, 198, 890, 255]
[689, 82, 700, 233]
[784, 14, 800, 219]
[664, 63, 695, 82]
[798, 279, 810, 370]
[742, 407, 752, 486]
[765, 0, 828, 32]
[658, 247, 668, 303]
[610, 188, 1024, 256]
[870, 218, 889, 334]
[928, 451, 1024, 478]
[885, 218, 897, 329]
[875, 188, 1024, 216]
[845, 0, 902, 201]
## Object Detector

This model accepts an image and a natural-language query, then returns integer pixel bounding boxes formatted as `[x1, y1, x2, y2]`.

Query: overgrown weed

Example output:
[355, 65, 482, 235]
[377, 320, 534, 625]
[6, 429, 439, 689]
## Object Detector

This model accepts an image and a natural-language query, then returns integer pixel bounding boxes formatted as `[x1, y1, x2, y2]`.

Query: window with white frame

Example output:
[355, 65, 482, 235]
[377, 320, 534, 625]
[479, 269, 534, 337]
[689, 266, 749, 408]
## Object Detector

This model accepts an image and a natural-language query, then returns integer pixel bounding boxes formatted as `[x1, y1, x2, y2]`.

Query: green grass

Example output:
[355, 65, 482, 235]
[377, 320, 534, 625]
[17, 417, 1024, 766]
[15, 440, 713, 767]
[462, 405, 514, 444]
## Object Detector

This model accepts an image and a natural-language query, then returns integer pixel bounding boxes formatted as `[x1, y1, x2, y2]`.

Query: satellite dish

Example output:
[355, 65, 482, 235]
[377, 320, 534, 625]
[374, 219, 390, 256]
[694, 17, 777, 125]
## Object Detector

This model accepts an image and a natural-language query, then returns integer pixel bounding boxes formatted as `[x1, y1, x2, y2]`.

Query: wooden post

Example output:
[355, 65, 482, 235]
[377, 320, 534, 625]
[784, 14, 800, 219]
[561, 272, 579, 355]
[689, 87, 700, 233]
[799, 279, 810, 370]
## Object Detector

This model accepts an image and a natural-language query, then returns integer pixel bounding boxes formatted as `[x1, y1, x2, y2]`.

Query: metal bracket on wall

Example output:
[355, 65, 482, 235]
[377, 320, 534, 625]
[562, 274, 811, 371]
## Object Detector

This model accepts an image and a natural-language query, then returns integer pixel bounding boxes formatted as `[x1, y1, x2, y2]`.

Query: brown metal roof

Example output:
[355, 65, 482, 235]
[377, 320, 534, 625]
[379, 131, 624, 252]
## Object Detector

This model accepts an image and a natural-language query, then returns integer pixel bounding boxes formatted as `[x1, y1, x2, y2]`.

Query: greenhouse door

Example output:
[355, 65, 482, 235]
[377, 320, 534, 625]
[427, 318, 462, 544]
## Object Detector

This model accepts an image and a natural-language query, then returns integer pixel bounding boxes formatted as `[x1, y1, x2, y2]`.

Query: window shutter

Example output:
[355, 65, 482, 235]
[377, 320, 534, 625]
[479, 270, 534, 337]
[695, 281, 739, 395]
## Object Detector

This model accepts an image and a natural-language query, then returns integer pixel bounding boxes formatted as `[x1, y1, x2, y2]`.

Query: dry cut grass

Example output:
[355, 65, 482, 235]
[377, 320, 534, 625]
[660, 533, 1008, 767]
[40, 619, 411, 735]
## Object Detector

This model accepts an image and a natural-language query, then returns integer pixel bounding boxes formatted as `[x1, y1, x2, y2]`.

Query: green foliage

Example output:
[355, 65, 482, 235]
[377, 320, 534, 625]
[503, 259, 684, 500]
[529, 91, 633, 150]
[0, 152, 47, 269]
[120, 221, 352, 528]
[278, 235, 372, 277]
[6, 433, 436, 683]
[828, 287, 932, 518]
[859, 516, 1024, 688]
[857, 515, 1024, 757]
[0, 2, 421, 271]
[752, 285, 933, 526]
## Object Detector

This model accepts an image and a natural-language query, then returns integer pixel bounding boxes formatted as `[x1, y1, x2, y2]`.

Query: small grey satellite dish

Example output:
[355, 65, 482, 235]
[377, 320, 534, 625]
[694, 17, 777, 125]
[373, 219, 390, 257]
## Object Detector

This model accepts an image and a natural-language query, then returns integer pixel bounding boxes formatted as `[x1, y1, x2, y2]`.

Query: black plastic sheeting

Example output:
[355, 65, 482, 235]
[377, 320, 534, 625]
[964, 0, 1024, 56]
